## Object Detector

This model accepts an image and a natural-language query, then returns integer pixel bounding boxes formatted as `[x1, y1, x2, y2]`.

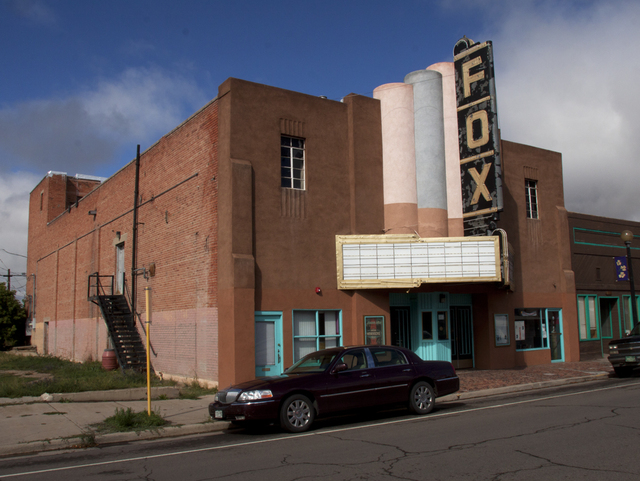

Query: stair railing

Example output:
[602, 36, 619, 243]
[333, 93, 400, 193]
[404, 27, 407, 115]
[88, 272, 114, 303]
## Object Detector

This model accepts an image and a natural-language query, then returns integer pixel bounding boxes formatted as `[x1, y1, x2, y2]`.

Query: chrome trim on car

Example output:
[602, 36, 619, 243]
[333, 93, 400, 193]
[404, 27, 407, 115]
[375, 383, 409, 390]
[321, 387, 378, 398]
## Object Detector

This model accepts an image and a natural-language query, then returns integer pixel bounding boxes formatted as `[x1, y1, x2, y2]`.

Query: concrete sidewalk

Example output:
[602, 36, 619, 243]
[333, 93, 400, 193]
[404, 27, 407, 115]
[0, 359, 616, 458]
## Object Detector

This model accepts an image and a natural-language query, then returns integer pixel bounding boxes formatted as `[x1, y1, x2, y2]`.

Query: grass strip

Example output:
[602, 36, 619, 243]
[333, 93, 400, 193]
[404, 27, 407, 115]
[0, 352, 174, 398]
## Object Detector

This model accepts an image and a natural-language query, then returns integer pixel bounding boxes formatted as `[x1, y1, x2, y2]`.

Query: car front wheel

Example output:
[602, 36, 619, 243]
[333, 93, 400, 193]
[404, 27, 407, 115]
[409, 381, 435, 415]
[280, 394, 315, 433]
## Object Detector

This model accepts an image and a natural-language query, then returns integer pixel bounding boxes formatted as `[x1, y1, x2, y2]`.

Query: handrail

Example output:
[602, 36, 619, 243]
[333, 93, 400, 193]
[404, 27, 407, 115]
[88, 272, 114, 300]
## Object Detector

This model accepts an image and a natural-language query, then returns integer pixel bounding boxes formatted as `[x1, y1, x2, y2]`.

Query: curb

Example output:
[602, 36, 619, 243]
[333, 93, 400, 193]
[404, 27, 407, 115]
[438, 373, 611, 403]
[0, 421, 231, 457]
[0, 386, 181, 406]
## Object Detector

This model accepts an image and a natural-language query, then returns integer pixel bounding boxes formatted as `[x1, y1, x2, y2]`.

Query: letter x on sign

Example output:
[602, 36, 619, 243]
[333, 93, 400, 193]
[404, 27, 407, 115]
[469, 163, 492, 204]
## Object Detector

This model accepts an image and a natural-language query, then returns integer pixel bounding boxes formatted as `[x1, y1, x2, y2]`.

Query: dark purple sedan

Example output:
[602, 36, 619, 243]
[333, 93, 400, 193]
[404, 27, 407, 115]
[209, 345, 459, 432]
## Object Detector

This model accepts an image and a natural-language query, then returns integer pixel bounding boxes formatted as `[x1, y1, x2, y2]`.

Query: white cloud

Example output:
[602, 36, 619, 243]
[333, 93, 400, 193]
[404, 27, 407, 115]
[484, 1, 640, 221]
[83, 67, 206, 142]
[0, 66, 207, 175]
[0, 171, 40, 299]
[0, 67, 207, 300]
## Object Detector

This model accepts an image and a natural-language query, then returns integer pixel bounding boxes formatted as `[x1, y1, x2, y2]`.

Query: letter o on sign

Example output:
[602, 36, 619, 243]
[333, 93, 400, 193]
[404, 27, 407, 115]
[466, 110, 489, 149]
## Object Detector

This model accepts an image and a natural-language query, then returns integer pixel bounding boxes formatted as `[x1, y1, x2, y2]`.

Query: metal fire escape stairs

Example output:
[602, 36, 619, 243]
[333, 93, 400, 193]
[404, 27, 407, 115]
[88, 273, 148, 372]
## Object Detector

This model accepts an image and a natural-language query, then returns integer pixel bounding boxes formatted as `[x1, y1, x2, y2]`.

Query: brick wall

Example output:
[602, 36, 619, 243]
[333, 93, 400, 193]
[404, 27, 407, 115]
[27, 99, 219, 383]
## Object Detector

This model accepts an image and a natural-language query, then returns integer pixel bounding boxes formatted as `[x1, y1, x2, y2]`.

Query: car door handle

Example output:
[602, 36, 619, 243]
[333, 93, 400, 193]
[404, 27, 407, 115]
[360, 373, 371, 378]
[402, 369, 412, 372]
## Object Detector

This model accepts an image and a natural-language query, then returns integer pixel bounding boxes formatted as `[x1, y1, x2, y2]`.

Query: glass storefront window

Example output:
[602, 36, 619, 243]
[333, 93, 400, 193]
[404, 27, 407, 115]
[422, 312, 433, 340]
[515, 308, 552, 351]
[437, 311, 449, 341]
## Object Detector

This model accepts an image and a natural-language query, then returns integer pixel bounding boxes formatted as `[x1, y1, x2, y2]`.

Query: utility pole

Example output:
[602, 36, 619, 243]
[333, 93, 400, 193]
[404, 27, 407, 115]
[1, 269, 26, 291]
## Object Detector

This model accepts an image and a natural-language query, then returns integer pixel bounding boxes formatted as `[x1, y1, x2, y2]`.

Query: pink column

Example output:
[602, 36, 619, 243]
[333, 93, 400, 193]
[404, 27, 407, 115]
[373, 83, 418, 235]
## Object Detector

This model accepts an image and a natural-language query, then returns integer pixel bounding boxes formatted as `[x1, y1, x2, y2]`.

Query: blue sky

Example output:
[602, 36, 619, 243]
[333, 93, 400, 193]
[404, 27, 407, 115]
[2, 0, 639, 298]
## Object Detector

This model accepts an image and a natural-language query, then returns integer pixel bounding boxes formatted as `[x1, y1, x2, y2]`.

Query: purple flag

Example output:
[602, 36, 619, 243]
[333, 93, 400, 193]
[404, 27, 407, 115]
[615, 256, 629, 281]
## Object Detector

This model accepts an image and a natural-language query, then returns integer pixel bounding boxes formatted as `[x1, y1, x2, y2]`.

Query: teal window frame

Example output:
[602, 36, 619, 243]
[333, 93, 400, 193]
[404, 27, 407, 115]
[292, 310, 342, 362]
[577, 295, 599, 341]
[621, 295, 640, 335]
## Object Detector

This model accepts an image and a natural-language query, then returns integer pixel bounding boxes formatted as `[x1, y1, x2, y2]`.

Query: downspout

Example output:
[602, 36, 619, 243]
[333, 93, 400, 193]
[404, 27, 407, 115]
[31, 272, 36, 341]
[131, 145, 140, 325]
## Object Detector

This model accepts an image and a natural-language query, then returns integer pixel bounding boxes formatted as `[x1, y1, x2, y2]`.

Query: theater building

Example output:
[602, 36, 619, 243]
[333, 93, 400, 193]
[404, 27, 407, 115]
[26, 41, 585, 387]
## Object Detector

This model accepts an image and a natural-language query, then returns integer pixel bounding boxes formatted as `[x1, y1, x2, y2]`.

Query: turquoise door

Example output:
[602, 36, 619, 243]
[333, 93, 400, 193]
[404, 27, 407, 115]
[548, 309, 564, 362]
[414, 294, 452, 362]
[255, 312, 283, 378]
[390, 292, 455, 362]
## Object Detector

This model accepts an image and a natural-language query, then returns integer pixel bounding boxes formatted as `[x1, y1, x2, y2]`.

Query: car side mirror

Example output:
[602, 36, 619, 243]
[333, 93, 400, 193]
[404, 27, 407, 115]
[331, 363, 348, 374]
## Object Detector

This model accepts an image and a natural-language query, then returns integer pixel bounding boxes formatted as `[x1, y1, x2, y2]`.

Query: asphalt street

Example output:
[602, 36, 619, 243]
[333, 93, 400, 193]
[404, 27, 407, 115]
[1, 377, 638, 481]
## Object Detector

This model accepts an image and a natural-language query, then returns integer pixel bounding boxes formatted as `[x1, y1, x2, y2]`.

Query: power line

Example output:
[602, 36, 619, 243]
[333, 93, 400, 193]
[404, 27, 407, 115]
[0, 248, 27, 258]
[1, 269, 26, 291]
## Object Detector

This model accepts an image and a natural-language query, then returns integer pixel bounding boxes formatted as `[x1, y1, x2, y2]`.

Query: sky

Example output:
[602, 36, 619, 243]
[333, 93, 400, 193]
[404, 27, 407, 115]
[1, 0, 639, 299]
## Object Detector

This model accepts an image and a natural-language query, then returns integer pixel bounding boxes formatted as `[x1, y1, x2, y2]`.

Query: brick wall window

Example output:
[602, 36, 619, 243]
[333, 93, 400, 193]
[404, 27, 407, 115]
[525, 178, 538, 219]
[292, 310, 341, 362]
[577, 295, 598, 340]
[281, 136, 305, 190]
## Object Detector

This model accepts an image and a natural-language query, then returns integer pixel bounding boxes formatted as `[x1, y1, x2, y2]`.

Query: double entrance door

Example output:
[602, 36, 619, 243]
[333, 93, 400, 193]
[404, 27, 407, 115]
[390, 294, 474, 369]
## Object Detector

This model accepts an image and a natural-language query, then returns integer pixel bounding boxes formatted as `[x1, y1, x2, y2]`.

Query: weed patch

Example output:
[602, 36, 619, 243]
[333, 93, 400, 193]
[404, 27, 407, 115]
[95, 407, 166, 433]
[179, 379, 217, 400]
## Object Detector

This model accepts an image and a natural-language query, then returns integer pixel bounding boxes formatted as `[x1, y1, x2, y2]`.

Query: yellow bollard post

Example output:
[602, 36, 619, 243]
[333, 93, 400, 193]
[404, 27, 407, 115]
[145, 287, 152, 416]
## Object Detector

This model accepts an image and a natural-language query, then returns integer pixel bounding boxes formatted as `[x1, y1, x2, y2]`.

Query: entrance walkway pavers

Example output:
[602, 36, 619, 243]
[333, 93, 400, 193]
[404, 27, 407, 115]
[0, 359, 617, 457]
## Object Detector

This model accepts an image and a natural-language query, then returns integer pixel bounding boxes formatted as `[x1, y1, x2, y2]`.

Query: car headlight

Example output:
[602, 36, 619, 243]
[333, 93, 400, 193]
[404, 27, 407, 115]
[610, 344, 618, 354]
[238, 390, 273, 401]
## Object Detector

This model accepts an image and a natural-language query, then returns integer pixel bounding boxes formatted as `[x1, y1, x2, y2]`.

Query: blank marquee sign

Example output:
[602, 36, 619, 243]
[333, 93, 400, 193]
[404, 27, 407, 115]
[336, 234, 501, 290]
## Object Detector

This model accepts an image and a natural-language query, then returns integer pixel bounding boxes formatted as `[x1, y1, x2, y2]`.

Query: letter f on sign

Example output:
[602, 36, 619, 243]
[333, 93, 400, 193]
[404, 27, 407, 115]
[462, 56, 485, 98]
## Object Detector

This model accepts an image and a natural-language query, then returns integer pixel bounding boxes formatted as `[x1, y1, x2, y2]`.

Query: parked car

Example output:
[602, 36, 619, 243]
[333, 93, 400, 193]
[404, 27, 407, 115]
[608, 323, 640, 377]
[209, 345, 459, 432]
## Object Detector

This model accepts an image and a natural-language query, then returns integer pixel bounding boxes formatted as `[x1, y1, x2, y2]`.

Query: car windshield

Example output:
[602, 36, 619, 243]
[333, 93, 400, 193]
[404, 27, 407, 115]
[285, 351, 339, 374]
[629, 323, 640, 336]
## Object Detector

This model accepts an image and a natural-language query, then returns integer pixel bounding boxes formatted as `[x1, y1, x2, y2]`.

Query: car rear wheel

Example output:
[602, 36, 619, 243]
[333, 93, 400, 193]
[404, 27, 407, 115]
[280, 394, 315, 433]
[409, 381, 435, 415]
[614, 366, 633, 378]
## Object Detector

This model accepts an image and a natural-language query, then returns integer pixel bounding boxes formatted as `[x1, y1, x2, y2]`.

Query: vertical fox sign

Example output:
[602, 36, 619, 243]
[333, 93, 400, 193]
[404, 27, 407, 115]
[454, 37, 503, 236]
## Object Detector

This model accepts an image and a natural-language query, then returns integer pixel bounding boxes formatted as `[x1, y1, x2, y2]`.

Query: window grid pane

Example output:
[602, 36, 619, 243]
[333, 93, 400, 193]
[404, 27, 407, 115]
[525, 179, 539, 219]
[281, 135, 305, 190]
[578, 297, 587, 339]
[293, 310, 341, 362]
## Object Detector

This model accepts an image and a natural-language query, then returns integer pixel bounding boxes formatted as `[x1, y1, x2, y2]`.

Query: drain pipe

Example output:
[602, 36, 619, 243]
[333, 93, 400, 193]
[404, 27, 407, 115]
[131, 145, 140, 325]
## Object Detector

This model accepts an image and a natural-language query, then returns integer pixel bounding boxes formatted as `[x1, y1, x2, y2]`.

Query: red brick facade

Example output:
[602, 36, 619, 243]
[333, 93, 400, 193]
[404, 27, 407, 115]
[27, 99, 219, 382]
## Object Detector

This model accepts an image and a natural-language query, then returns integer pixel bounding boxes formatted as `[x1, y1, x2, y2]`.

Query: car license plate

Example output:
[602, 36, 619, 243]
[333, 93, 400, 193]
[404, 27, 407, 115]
[625, 356, 636, 362]
[214, 410, 223, 419]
